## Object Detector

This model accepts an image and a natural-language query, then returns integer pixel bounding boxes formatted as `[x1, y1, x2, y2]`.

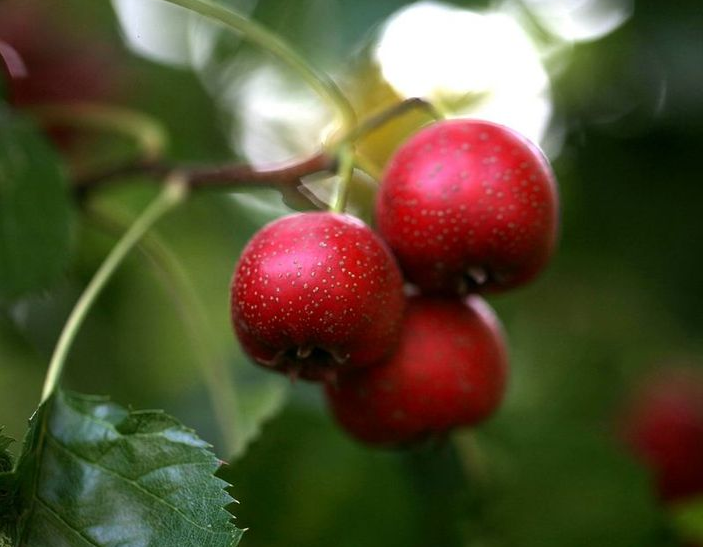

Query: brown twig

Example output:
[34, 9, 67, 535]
[186, 152, 335, 189]
[70, 97, 440, 209]
[74, 151, 337, 209]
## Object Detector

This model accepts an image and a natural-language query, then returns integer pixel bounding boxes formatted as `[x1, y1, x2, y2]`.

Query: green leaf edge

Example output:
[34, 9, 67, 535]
[671, 495, 703, 543]
[3, 390, 243, 546]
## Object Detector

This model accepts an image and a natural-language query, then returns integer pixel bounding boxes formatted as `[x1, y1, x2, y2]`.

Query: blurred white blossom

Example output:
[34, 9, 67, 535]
[374, 1, 553, 146]
[111, 0, 255, 68]
[518, 0, 633, 43]
[225, 62, 334, 167]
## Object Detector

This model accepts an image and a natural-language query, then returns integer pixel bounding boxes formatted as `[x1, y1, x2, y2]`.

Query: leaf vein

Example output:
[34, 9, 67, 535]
[45, 434, 223, 536]
[33, 496, 99, 547]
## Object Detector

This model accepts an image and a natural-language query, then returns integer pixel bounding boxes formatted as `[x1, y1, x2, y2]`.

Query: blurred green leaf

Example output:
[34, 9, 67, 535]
[477, 419, 663, 547]
[7, 390, 242, 546]
[0, 316, 55, 443]
[231, 374, 288, 459]
[0, 108, 74, 302]
[251, 0, 342, 65]
[223, 402, 422, 547]
[671, 496, 703, 544]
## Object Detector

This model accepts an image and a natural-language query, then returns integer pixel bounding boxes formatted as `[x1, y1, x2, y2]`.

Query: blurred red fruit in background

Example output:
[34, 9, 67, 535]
[620, 366, 703, 503]
[0, 0, 123, 106]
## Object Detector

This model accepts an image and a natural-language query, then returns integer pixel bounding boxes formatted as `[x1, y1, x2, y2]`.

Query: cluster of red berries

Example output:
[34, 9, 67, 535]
[230, 119, 559, 446]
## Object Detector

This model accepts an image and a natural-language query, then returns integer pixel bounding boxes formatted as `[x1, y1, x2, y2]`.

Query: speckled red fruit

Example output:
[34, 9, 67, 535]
[620, 367, 703, 502]
[326, 295, 508, 445]
[376, 119, 558, 294]
[231, 212, 405, 381]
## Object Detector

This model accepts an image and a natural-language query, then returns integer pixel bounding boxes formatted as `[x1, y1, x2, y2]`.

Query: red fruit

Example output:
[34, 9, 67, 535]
[231, 212, 405, 381]
[325, 295, 508, 445]
[376, 119, 559, 294]
[620, 367, 703, 503]
[0, 0, 121, 106]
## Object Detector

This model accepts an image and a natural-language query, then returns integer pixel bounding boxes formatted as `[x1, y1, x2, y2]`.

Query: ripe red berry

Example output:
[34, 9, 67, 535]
[231, 212, 405, 381]
[376, 119, 558, 294]
[325, 295, 508, 445]
[620, 367, 703, 502]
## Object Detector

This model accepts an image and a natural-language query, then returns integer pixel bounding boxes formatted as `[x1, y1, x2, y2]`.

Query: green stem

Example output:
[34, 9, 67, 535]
[86, 204, 242, 457]
[340, 97, 443, 146]
[161, 0, 356, 133]
[29, 103, 168, 162]
[452, 430, 490, 488]
[144, 240, 242, 457]
[330, 144, 355, 213]
[40, 175, 189, 403]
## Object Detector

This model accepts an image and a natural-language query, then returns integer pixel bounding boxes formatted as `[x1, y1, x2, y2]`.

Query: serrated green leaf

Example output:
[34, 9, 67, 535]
[0, 107, 74, 302]
[10, 390, 242, 547]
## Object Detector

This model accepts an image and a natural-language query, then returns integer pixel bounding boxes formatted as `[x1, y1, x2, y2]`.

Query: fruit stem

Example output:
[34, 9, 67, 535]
[330, 144, 355, 213]
[452, 430, 490, 488]
[326, 98, 444, 201]
[29, 103, 168, 163]
[339, 97, 443, 146]
[0, 39, 27, 84]
[40, 173, 189, 403]
[161, 0, 356, 133]
[84, 204, 244, 458]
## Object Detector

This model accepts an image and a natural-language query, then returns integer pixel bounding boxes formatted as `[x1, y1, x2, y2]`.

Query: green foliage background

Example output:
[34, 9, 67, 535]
[1, 0, 702, 545]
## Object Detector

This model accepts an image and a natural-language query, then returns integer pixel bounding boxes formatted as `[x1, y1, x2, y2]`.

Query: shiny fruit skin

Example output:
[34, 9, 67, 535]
[376, 119, 558, 294]
[231, 212, 405, 381]
[326, 295, 508, 445]
[621, 367, 703, 502]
